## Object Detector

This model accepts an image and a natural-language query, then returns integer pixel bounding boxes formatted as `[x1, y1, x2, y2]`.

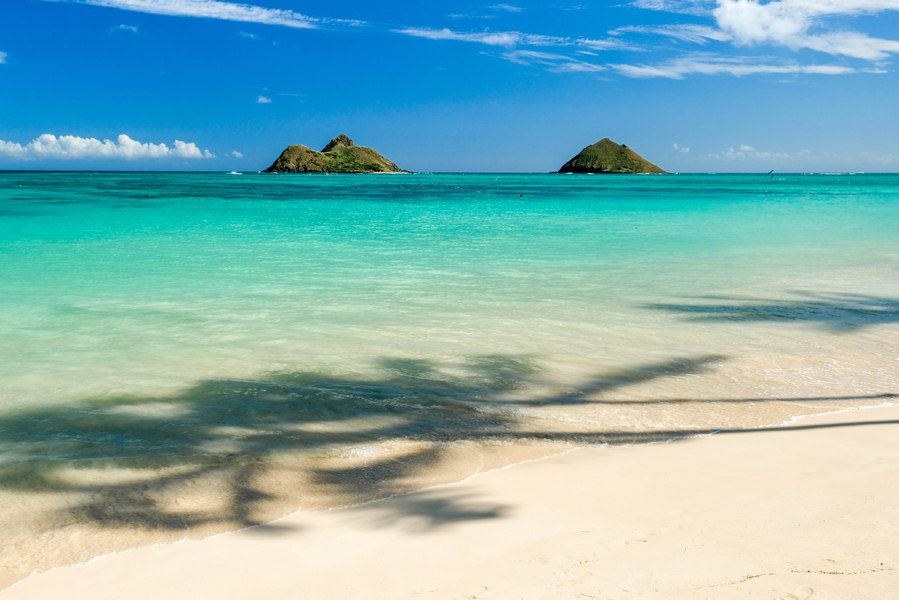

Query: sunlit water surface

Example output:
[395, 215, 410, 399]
[1, 172, 897, 581]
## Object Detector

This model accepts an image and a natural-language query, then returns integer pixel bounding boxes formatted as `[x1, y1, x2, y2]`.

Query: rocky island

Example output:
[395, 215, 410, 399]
[558, 138, 666, 174]
[263, 134, 407, 173]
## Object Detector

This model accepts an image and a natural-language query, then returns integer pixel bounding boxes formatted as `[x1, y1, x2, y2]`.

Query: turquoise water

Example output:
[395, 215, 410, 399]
[1, 172, 898, 575]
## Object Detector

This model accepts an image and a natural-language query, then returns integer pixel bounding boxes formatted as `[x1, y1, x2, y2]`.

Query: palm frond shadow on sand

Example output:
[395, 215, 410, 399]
[0, 353, 894, 533]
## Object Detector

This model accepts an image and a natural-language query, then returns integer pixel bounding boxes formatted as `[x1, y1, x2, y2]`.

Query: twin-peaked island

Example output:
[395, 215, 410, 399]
[264, 134, 667, 174]
[263, 134, 406, 174]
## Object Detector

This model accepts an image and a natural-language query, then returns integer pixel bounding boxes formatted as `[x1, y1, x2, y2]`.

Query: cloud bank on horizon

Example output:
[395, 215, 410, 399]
[0, 134, 215, 160]
[43, 0, 899, 79]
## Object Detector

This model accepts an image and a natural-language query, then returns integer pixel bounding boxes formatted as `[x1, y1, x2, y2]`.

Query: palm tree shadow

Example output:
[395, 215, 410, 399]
[312, 448, 444, 501]
[643, 291, 899, 332]
[0, 352, 893, 539]
[354, 490, 510, 532]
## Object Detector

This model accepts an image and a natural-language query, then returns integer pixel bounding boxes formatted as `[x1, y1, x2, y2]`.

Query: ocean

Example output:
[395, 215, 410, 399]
[1, 172, 897, 579]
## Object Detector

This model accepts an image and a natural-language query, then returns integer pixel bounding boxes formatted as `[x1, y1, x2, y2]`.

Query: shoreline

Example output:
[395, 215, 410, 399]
[3, 385, 891, 586]
[4, 402, 897, 598]
[2, 399, 893, 591]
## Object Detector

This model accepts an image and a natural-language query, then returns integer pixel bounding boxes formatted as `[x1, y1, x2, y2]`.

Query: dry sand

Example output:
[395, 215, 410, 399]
[3, 405, 897, 600]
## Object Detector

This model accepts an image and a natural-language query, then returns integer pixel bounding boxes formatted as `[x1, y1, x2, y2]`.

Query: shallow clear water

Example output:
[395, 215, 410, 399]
[1, 172, 898, 578]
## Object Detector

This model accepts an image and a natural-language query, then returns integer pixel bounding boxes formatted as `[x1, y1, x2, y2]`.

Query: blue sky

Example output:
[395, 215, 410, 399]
[1, 0, 898, 172]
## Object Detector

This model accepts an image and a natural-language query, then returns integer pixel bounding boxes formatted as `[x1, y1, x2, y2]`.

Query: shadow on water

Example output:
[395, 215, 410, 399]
[0, 354, 895, 534]
[644, 292, 899, 332]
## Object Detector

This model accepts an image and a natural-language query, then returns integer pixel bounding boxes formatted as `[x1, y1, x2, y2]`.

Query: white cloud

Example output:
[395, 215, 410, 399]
[714, 0, 899, 60]
[0, 140, 23, 155]
[388, 1, 896, 78]
[708, 145, 811, 160]
[256, 95, 272, 103]
[629, 0, 716, 16]
[229, 151, 243, 158]
[0, 52, 6, 64]
[394, 27, 568, 48]
[56, 0, 320, 28]
[490, 4, 523, 11]
[613, 24, 731, 44]
[109, 24, 139, 33]
[553, 61, 606, 73]
[0, 134, 214, 160]
[448, 14, 496, 19]
[611, 53, 857, 78]
[797, 31, 899, 61]
[501, 50, 605, 72]
[238, 31, 260, 39]
[172, 139, 213, 158]
[396, 30, 627, 53]
[674, 143, 691, 152]
[577, 37, 639, 51]
[394, 29, 620, 72]
[624, 0, 899, 62]
[501, 49, 568, 64]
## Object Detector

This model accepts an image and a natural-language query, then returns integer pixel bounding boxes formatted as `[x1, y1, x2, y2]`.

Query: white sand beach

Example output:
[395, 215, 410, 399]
[3, 404, 896, 600]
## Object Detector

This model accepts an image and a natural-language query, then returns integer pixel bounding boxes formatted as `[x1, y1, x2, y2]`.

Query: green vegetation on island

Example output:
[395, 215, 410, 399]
[263, 134, 407, 173]
[558, 138, 667, 174]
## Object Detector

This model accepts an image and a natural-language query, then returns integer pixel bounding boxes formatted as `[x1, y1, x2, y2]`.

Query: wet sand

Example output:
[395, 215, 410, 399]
[4, 404, 897, 599]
